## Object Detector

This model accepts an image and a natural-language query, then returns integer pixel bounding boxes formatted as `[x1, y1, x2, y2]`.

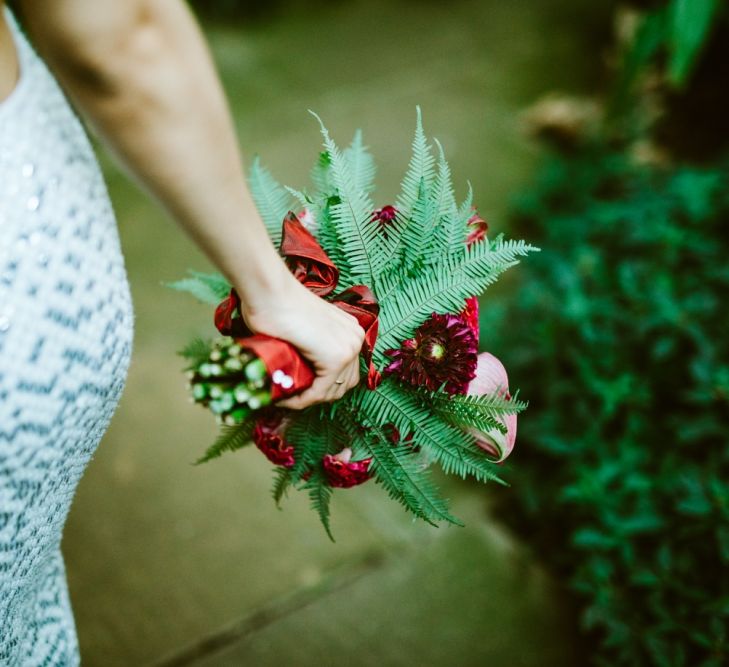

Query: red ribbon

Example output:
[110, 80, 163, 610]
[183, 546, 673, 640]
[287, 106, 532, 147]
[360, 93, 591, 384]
[214, 212, 381, 401]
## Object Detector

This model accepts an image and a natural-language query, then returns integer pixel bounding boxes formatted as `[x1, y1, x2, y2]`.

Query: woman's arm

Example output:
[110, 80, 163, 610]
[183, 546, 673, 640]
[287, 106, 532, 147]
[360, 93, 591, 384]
[19, 0, 363, 408]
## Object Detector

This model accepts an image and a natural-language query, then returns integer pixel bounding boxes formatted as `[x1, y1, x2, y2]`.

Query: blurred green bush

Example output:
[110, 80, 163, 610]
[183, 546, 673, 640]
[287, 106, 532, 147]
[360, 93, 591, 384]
[488, 148, 729, 666]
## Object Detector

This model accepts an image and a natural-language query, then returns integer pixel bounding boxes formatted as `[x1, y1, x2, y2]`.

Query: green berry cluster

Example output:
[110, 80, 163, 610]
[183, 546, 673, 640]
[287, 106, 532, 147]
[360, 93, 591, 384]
[188, 339, 271, 425]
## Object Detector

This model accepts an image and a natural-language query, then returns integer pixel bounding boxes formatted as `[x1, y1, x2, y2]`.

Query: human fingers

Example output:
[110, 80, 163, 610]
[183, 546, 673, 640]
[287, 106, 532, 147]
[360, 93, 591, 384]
[324, 357, 360, 403]
[277, 374, 335, 410]
[278, 355, 360, 409]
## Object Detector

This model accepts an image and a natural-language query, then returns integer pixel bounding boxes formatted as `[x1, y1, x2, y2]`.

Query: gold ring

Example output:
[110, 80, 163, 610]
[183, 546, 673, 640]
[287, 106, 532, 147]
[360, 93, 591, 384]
[335, 380, 345, 385]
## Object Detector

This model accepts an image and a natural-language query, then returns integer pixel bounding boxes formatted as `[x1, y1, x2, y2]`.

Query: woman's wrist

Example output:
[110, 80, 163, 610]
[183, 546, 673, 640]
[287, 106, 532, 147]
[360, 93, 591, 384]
[232, 248, 297, 319]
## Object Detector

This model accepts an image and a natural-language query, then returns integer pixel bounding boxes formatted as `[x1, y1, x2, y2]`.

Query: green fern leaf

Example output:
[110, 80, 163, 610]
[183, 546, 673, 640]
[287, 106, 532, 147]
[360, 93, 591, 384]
[310, 150, 335, 196]
[284, 186, 311, 210]
[401, 177, 433, 274]
[196, 419, 256, 464]
[396, 106, 436, 220]
[167, 270, 231, 305]
[285, 407, 330, 484]
[311, 112, 379, 286]
[416, 388, 526, 434]
[376, 239, 538, 360]
[302, 471, 335, 541]
[355, 420, 460, 526]
[177, 337, 214, 370]
[427, 139, 460, 262]
[354, 382, 504, 485]
[271, 467, 292, 508]
[248, 156, 292, 246]
[449, 181, 474, 252]
[344, 129, 376, 194]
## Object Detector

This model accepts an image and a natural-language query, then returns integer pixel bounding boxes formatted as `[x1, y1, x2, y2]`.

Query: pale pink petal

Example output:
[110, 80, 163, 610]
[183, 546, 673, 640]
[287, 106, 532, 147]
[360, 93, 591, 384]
[466, 352, 517, 462]
[298, 208, 317, 233]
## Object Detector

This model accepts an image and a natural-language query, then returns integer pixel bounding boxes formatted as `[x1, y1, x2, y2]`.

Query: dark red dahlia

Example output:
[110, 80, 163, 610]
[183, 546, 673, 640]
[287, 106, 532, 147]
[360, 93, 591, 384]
[372, 205, 398, 227]
[322, 448, 372, 488]
[253, 414, 295, 468]
[460, 296, 479, 338]
[385, 312, 477, 395]
[466, 209, 488, 247]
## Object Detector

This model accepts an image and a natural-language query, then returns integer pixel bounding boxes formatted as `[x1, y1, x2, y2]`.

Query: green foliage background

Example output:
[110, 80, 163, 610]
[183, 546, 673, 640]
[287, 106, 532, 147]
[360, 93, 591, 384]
[479, 1, 729, 665]
[487, 150, 729, 666]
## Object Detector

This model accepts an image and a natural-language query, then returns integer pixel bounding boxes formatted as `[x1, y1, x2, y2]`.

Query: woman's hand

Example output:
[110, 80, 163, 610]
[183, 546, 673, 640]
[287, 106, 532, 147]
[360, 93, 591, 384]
[239, 274, 365, 410]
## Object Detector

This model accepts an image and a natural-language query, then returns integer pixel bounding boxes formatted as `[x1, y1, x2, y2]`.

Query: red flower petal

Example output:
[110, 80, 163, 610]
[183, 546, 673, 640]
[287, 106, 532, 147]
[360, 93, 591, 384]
[322, 448, 372, 488]
[460, 296, 480, 338]
[253, 414, 296, 468]
[466, 352, 517, 462]
[466, 209, 489, 247]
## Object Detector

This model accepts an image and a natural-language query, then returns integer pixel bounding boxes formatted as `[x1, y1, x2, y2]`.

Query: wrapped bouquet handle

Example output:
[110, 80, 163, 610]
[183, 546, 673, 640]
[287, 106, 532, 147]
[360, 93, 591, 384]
[212, 212, 380, 404]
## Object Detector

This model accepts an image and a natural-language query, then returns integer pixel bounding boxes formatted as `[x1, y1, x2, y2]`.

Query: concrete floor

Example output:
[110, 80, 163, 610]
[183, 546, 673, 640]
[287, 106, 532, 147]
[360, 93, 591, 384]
[62, 0, 609, 663]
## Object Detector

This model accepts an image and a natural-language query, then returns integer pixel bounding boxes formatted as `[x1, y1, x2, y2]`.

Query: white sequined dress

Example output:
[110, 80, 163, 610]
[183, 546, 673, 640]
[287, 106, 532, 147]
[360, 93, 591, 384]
[0, 9, 133, 665]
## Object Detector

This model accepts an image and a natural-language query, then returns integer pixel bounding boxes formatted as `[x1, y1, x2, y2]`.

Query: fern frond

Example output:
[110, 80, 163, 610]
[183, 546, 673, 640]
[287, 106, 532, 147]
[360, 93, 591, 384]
[177, 337, 214, 370]
[271, 467, 292, 508]
[376, 239, 538, 360]
[166, 270, 230, 305]
[344, 129, 376, 194]
[248, 157, 292, 246]
[284, 186, 311, 209]
[313, 198, 348, 270]
[352, 419, 460, 526]
[310, 150, 335, 196]
[196, 419, 255, 464]
[400, 177, 433, 274]
[302, 471, 335, 541]
[415, 388, 527, 434]
[395, 106, 436, 220]
[284, 407, 330, 484]
[448, 181, 474, 252]
[353, 382, 504, 485]
[427, 139, 459, 262]
[310, 112, 379, 286]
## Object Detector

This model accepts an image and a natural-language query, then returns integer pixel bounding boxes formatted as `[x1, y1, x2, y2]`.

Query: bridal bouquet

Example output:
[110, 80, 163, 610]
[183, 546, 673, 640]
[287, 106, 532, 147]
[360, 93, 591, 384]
[171, 110, 536, 538]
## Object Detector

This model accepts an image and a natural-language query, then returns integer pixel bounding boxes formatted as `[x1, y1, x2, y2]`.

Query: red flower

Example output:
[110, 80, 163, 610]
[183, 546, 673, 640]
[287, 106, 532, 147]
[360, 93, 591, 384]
[385, 312, 477, 395]
[322, 448, 372, 488]
[253, 414, 295, 468]
[460, 296, 479, 338]
[372, 205, 398, 227]
[372, 205, 398, 239]
[466, 209, 488, 247]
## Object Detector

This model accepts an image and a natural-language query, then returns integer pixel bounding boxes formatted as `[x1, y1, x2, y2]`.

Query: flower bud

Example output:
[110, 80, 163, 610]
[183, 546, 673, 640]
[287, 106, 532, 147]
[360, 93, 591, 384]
[466, 352, 517, 462]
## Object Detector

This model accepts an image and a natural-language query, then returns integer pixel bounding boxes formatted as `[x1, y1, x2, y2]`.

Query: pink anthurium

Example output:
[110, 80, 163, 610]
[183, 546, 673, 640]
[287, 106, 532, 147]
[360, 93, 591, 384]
[466, 352, 517, 462]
